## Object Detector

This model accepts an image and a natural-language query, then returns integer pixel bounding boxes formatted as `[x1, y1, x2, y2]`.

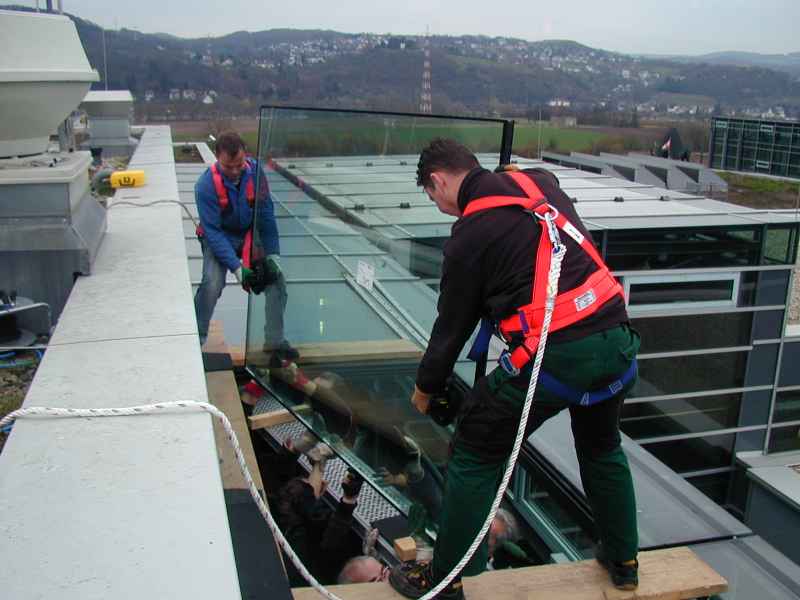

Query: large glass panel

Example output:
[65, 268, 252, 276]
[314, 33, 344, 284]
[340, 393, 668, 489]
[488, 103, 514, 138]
[768, 424, 800, 453]
[245, 106, 509, 534]
[686, 471, 733, 506]
[632, 312, 752, 354]
[742, 123, 758, 142]
[642, 433, 736, 473]
[516, 465, 595, 560]
[764, 225, 798, 265]
[605, 227, 761, 271]
[622, 394, 742, 439]
[633, 352, 747, 398]
[774, 390, 800, 423]
[775, 126, 792, 147]
[628, 278, 735, 307]
[779, 342, 800, 387]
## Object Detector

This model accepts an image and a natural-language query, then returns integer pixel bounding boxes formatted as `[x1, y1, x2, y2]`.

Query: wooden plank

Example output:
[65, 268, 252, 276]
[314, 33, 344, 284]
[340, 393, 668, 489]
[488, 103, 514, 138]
[248, 405, 311, 430]
[248, 409, 294, 430]
[290, 547, 727, 600]
[248, 339, 422, 367]
[202, 320, 228, 355]
[203, 320, 244, 367]
[229, 345, 245, 368]
[206, 371, 264, 492]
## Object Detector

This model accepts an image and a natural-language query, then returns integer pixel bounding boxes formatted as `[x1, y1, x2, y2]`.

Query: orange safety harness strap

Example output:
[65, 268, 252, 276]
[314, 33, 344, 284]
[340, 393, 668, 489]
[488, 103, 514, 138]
[463, 171, 624, 373]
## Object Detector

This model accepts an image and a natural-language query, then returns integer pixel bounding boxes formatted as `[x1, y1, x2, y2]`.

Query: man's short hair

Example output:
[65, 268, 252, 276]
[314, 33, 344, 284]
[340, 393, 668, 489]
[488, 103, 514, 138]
[337, 556, 375, 584]
[416, 138, 480, 188]
[215, 131, 246, 157]
[494, 508, 521, 545]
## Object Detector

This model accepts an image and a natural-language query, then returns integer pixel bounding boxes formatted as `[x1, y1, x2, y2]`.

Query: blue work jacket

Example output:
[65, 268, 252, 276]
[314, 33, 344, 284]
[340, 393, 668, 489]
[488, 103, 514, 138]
[194, 158, 280, 272]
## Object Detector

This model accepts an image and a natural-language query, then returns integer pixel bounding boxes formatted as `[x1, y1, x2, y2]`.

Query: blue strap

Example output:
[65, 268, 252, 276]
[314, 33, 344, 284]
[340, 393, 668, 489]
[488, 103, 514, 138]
[538, 359, 637, 406]
[467, 318, 494, 362]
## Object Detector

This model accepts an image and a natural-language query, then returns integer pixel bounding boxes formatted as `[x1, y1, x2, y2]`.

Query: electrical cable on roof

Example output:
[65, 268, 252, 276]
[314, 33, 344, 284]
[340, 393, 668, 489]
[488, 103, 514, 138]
[0, 211, 566, 600]
[109, 200, 199, 229]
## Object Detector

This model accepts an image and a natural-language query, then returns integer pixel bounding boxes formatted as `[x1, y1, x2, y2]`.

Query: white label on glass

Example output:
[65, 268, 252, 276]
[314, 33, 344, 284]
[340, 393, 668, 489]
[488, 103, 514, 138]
[356, 260, 375, 292]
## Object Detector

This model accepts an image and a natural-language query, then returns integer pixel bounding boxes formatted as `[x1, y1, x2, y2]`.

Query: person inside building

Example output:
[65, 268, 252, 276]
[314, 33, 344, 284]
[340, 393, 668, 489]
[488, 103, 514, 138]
[388, 139, 640, 599]
[338, 556, 391, 584]
[276, 454, 366, 586]
[193, 131, 297, 360]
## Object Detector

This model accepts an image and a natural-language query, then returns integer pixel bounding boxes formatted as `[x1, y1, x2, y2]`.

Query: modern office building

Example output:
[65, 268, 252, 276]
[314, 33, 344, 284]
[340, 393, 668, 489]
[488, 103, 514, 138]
[709, 116, 800, 179]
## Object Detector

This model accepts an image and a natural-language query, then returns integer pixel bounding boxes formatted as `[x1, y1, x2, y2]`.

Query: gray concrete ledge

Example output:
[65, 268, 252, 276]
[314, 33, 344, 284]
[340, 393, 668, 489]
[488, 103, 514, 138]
[0, 126, 242, 599]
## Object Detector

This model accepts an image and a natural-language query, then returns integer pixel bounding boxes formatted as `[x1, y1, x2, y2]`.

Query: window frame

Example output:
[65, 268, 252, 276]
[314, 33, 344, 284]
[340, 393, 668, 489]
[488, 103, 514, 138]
[623, 271, 741, 311]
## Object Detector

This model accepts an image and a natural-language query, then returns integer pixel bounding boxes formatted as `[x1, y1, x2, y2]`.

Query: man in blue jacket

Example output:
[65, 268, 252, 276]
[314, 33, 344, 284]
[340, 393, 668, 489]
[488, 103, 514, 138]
[194, 131, 297, 360]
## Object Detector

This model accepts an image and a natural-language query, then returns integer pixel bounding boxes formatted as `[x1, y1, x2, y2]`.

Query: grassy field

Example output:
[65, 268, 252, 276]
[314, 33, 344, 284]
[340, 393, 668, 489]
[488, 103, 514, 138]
[719, 172, 800, 210]
[172, 118, 608, 158]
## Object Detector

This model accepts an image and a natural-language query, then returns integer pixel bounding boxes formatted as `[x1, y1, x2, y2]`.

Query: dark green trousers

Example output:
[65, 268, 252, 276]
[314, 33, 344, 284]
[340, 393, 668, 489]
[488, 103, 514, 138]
[432, 325, 640, 580]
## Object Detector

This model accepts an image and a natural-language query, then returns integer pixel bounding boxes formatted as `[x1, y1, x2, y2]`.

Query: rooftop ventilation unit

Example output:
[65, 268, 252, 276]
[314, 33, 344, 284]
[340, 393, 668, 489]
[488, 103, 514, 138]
[0, 9, 105, 322]
[80, 90, 137, 158]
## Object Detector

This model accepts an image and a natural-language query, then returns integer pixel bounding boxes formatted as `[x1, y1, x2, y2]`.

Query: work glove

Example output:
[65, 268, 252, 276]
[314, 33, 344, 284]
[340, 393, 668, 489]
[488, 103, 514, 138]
[341, 468, 364, 500]
[263, 255, 281, 285]
[234, 265, 255, 292]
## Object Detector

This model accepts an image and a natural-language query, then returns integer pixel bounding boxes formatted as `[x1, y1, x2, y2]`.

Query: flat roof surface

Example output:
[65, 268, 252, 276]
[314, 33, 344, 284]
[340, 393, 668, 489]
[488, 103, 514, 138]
[271, 154, 799, 235]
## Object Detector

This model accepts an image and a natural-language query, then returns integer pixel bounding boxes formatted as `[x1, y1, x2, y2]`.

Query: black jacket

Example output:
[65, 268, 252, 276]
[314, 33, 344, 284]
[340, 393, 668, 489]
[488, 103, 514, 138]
[276, 479, 357, 586]
[416, 167, 628, 394]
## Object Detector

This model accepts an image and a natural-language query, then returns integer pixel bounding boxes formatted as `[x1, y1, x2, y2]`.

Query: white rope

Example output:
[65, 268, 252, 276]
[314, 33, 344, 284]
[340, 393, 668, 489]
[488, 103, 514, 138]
[0, 400, 340, 600]
[0, 211, 565, 600]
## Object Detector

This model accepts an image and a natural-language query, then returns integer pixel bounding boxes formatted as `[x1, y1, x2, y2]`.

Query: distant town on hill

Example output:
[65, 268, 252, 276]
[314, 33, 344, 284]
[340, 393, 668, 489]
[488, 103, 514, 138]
[6, 5, 799, 122]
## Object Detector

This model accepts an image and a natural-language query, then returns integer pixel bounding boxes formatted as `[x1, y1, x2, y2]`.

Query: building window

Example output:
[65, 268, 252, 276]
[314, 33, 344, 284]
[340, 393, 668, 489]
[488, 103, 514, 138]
[633, 312, 752, 354]
[643, 433, 736, 473]
[774, 391, 800, 423]
[686, 471, 734, 506]
[625, 272, 739, 310]
[622, 394, 742, 439]
[633, 352, 747, 397]
[768, 425, 800, 453]
[605, 227, 760, 271]
[764, 226, 798, 265]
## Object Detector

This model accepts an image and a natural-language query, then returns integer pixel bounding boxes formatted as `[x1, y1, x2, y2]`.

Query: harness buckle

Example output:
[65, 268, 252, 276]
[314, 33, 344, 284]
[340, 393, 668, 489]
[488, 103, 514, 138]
[498, 351, 520, 377]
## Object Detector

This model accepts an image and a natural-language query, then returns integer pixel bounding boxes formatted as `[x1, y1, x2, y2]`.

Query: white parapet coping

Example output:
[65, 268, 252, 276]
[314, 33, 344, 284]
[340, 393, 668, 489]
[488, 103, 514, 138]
[0, 126, 242, 599]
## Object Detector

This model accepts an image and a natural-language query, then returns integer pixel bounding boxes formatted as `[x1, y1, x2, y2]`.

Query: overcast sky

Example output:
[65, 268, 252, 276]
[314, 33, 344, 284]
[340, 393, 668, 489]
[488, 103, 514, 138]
[21, 0, 800, 55]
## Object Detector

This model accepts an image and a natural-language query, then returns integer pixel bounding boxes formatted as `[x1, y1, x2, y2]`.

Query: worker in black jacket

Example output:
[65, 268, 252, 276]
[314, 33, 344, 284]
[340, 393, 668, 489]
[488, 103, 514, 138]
[389, 139, 640, 600]
[276, 464, 365, 586]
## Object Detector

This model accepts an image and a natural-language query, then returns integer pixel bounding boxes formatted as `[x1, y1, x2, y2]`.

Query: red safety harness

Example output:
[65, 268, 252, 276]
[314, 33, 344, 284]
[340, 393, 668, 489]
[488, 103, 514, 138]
[463, 171, 624, 374]
[196, 161, 256, 268]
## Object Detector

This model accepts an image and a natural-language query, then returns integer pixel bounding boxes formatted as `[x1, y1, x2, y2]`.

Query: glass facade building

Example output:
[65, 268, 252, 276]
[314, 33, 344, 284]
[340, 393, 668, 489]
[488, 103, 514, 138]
[709, 116, 800, 179]
[188, 106, 800, 578]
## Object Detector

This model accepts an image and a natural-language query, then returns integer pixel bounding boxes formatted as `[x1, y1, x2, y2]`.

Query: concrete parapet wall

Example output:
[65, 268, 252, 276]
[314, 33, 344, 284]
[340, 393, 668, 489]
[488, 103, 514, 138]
[0, 126, 242, 599]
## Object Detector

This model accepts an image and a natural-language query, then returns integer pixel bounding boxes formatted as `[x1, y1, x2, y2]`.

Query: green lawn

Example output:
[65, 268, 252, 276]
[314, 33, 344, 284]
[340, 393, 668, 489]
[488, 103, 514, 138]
[718, 171, 800, 195]
[181, 119, 605, 159]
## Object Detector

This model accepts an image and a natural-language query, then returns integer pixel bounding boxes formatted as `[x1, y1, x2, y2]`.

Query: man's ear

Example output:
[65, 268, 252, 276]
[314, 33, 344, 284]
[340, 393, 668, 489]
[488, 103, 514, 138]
[429, 171, 444, 191]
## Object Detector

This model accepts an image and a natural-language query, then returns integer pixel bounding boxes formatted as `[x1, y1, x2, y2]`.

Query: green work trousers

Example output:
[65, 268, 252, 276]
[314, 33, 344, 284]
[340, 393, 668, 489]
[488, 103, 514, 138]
[432, 325, 640, 580]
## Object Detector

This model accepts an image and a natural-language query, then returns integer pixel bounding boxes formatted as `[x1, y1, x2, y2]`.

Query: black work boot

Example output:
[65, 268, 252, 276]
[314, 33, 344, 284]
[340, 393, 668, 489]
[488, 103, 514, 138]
[595, 543, 638, 590]
[389, 562, 464, 600]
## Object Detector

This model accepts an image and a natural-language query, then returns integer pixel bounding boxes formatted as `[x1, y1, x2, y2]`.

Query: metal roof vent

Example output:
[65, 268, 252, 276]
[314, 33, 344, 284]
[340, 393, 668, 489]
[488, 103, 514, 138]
[0, 10, 105, 322]
[0, 9, 99, 158]
[613, 196, 625, 202]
